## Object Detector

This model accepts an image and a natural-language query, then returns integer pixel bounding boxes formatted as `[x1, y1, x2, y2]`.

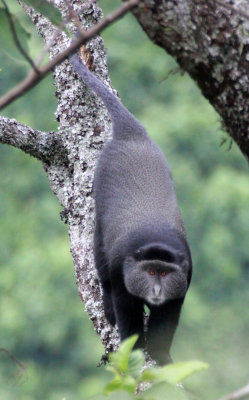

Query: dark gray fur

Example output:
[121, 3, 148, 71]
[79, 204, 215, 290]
[70, 51, 192, 364]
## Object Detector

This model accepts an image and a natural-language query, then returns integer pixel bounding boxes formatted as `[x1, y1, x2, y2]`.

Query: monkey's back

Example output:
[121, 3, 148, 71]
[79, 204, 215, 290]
[94, 136, 185, 259]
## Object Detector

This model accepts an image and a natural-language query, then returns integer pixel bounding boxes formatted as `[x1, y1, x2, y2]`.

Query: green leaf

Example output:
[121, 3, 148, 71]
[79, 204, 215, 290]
[104, 375, 136, 396]
[109, 335, 139, 374]
[140, 361, 209, 385]
[144, 305, 150, 315]
[104, 376, 124, 396]
[142, 382, 186, 400]
[21, 0, 63, 27]
[0, 8, 30, 62]
[107, 390, 134, 400]
[127, 349, 145, 378]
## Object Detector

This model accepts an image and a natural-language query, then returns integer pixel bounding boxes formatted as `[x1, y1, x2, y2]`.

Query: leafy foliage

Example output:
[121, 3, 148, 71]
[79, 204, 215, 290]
[140, 361, 208, 386]
[105, 336, 144, 395]
[103, 336, 208, 399]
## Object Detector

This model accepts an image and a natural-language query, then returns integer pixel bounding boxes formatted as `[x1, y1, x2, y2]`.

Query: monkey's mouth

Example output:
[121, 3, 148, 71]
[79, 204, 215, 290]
[149, 297, 164, 305]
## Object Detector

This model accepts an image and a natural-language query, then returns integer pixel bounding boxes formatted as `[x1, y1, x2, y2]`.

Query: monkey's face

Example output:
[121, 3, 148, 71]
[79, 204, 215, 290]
[123, 257, 188, 306]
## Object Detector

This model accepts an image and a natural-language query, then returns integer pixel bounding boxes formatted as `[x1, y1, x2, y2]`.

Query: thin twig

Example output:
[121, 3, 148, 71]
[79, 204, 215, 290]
[0, 348, 26, 378]
[1, 0, 40, 73]
[218, 382, 249, 400]
[0, 0, 139, 110]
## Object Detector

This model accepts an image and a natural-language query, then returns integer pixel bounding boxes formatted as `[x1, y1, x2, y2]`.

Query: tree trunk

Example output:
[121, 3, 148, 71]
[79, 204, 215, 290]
[40, 0, 120, 355]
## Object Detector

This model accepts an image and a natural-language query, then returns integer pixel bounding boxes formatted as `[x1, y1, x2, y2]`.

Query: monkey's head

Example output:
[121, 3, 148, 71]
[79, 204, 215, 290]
[123, 242, 190, 306]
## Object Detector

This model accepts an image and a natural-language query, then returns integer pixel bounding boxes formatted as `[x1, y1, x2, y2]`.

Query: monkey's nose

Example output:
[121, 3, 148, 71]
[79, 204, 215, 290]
[153, 284, 161, 297]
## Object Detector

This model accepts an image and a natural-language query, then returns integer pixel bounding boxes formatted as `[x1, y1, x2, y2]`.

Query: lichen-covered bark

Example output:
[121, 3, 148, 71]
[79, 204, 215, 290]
[131, 0, 249, 160]
[21, 0, 119, 355]
[0, 116, 66, 163]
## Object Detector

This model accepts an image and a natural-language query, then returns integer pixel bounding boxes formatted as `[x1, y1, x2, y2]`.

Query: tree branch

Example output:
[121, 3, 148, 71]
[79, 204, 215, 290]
[131, 0, 249, 160]
[218, 382, 249, 400]
[1, 0, 39, 73]
[0, 116, 67, 164]
[0, 348, 26, 378]
[0, 0, 139, 110]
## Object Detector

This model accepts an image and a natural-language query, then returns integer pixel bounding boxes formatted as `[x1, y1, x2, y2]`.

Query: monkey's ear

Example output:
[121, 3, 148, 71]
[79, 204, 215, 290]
[177, 251, 189, 267]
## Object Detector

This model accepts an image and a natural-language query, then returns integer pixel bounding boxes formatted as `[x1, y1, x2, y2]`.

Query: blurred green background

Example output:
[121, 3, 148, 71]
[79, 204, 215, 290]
[0, 0, 248, 399]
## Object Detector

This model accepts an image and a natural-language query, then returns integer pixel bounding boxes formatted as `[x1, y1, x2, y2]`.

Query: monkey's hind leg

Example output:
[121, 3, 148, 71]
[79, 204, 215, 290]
[94, 222, 116, 326]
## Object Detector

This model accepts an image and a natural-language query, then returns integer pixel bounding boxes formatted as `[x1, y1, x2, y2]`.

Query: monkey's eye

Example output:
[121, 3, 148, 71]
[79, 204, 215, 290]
[148, 270, 155, 276]
[160, 271, 167, 277]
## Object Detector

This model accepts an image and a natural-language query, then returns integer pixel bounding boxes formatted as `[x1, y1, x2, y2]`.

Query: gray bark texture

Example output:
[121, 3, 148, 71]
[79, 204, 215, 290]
[39, 0, 120, 355]
[130, 0, 249, 160]
[0, 0, 248, 360]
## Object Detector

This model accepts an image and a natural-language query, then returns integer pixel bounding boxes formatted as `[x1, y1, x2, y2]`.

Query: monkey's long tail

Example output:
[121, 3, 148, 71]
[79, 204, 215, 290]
[69, 53, 146, 139]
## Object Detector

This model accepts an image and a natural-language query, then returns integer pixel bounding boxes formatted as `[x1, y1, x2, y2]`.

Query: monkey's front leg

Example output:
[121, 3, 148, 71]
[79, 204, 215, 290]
[147, 299, 184, 365]
[111, 286, 145, 347]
